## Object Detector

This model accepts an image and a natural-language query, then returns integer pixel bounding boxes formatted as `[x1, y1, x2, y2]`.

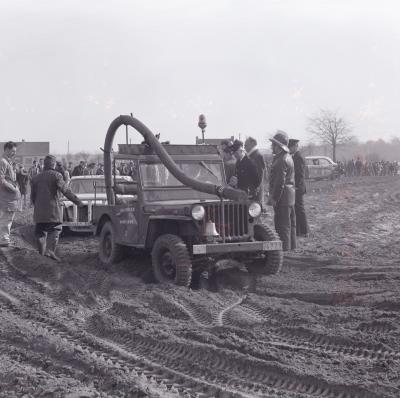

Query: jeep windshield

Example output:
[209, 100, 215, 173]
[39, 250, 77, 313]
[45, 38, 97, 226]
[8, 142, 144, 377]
[70, 177, 132, 194]
[140, 161, 224, 188]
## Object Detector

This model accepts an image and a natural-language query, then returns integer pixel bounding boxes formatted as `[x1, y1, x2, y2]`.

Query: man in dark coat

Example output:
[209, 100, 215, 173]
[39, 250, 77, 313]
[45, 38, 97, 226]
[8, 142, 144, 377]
[289, 139, 309, 237]
[268, 131, 296, 251]
[229, 140, 259, 198]
[245, 136, 266, 204]
[71, 160, 86, 176]
[31, 155, 83, 260]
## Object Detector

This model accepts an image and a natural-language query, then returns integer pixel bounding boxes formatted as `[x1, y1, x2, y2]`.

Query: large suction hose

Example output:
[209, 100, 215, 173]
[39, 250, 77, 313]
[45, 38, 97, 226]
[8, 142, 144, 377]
[104, 115, 248, 205]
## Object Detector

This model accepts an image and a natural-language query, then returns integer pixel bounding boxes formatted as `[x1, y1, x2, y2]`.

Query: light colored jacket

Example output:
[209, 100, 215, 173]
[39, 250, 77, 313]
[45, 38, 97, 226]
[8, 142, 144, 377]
[0, 156, 20, 211]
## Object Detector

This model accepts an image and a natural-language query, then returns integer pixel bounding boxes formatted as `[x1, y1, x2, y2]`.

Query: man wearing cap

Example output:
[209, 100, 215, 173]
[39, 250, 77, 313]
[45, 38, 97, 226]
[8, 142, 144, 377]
[268, 131, 296, 251]
[229, 139, 259, 198]
[288, 139, 309, 237]
[31, 155, 84, 261]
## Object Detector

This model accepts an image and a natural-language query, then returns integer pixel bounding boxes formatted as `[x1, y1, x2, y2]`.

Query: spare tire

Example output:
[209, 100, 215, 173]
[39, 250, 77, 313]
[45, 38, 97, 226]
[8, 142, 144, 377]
[246, 223, 283, 275]
[151, 234, 192, 287]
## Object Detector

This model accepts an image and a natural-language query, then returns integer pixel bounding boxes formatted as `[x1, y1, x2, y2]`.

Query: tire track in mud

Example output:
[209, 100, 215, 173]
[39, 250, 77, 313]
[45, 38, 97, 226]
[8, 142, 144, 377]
[1, 290, 376, 398]
[356, 321, 398, 334]
[0, 298, 249, 398]
[170, 294, 247, 328]
[221, 299, 400, 363]
[152, 293, 400, 367]
[86, 322, 379, 398]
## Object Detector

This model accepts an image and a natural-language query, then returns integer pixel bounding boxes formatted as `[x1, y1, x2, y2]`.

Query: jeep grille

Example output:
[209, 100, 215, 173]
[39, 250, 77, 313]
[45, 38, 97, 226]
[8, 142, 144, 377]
[203, 202, 249, 240]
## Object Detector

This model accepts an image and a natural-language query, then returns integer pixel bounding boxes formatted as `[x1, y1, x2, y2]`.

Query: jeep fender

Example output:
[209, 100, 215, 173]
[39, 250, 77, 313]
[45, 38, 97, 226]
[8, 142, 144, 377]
[145, 217, 199, 250]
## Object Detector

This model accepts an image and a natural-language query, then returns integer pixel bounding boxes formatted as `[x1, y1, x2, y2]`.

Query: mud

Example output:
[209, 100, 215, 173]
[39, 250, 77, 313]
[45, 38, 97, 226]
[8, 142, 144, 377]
[0, 176, 399, 397]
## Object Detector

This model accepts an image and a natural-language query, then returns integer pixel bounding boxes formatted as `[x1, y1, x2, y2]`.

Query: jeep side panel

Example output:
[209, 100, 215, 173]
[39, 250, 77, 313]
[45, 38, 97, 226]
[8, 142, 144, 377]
[93, 204, 140, 246]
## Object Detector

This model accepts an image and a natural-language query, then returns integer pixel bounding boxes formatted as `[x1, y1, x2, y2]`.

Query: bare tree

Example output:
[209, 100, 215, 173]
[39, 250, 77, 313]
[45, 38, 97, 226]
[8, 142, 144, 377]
[307, 109, 354, 162]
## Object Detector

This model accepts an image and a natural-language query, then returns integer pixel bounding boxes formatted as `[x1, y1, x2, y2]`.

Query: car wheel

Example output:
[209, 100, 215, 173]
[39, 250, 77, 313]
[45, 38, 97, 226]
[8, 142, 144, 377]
[99, 221, 125, 265]
[151, 234, 192, 287]
[246, 223, 283, 275]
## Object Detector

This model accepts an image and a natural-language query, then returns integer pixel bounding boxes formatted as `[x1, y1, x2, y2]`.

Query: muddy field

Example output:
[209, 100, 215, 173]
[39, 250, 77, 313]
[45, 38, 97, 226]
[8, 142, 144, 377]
[0, 176, 399, 398]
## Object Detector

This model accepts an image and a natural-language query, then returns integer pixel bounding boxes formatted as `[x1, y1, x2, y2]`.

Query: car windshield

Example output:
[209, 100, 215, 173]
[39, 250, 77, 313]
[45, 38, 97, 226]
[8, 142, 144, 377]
[140, 161, 224, 188]
[70, 179, 106, 194]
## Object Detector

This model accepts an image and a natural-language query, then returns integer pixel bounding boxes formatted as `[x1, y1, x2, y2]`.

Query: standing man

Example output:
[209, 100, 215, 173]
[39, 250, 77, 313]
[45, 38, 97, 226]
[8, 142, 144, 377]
[72, 160, 86, 176]
[16, 164, 29, 209]
[28, 160, 40, 180]
[31, 155, 83, 260]
[288, 139, 309, 237]
[229, 140, 259, 198]
[0, 142, 20, 247]
[268, 131, 296, 251]
[245, 137, 266, 204]
[219, 139, 236, 183]
[38, 158, 44, 173]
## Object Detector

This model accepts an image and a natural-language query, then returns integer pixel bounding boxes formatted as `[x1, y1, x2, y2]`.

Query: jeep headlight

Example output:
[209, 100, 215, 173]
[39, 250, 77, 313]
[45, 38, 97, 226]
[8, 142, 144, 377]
[248, 202, 261, 218]
[191, 205, 205, 221]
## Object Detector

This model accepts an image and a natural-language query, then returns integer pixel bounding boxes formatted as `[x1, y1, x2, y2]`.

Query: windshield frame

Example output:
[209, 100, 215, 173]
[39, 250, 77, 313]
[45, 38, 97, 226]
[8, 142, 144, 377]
[138, 159, 226, 189]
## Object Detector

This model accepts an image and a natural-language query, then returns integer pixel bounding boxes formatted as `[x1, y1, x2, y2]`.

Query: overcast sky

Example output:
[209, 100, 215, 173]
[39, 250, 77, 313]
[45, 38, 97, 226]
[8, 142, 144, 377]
[1, 0, 399, 153]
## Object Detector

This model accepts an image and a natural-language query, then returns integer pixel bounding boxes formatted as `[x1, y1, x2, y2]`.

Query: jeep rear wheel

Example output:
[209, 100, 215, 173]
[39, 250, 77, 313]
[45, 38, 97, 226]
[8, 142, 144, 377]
[99, 221, 125, 265]
[247, 223, 283, 275]
[151, 234, 192, 287]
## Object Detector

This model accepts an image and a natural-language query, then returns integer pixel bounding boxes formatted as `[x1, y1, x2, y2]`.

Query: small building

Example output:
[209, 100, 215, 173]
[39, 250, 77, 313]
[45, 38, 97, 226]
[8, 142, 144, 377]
[195, 136, 235, 145]
[0, 141, 50, 169]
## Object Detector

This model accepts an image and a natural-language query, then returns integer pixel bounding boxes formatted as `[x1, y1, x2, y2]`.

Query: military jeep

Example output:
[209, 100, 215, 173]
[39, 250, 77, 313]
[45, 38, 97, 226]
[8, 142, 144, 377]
[92, 115, 282, 287]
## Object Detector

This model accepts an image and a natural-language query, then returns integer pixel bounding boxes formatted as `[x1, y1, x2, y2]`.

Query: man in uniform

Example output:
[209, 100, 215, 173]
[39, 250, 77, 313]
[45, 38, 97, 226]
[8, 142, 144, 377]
[288, 138, 309, 237]
[229, 140, 259, 198]
[0, 141, 20, 247]
[31, 155, 84, 260]
[268, 131, 296, 251]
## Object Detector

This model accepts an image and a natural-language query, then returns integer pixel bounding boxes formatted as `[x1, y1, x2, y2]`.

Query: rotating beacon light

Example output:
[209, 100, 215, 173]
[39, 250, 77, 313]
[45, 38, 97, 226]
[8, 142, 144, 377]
[198, 114, 207, 144]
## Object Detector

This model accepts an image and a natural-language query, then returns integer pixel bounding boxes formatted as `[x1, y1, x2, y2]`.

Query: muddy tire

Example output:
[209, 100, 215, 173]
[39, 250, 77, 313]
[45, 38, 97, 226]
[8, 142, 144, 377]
[99, 221, 125, 265]
[151, 234, 192, 287]
[246, 223, 283, 275]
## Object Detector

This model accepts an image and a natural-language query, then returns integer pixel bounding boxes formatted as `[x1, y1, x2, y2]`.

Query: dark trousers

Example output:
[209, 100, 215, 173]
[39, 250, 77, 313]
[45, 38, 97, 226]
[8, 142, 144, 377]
[35, 223, 62, 238]
[274, 206, 296, 251]
[295, 191, 309, 236]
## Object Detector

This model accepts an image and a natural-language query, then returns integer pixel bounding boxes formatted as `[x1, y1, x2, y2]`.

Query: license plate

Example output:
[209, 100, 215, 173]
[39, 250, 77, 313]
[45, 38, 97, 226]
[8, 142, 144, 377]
[262, 241, 282, 250]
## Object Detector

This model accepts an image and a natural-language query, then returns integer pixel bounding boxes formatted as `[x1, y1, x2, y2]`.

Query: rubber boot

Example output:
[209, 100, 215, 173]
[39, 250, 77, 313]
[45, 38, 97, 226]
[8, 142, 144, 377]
[37, 236, 47, 256]
[45, 231, 61, 262]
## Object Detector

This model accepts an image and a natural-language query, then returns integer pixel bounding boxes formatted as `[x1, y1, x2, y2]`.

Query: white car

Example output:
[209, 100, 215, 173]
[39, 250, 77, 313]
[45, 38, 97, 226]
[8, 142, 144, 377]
[61, 175, 135, 232]
[305, 156, 338, 180]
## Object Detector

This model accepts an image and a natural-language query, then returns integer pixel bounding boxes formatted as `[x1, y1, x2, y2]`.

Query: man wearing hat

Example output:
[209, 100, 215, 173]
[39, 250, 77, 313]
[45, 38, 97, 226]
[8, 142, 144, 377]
[288, 139, 309, 237]
[268, 131, 296, 251]
[31, 155, 84, 261]
[229, 139, 259, 198]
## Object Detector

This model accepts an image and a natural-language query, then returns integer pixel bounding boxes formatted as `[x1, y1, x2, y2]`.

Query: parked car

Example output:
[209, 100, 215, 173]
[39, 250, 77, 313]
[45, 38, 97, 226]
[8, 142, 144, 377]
[61, 175, 135, 232]
[305, 156, 338, 180]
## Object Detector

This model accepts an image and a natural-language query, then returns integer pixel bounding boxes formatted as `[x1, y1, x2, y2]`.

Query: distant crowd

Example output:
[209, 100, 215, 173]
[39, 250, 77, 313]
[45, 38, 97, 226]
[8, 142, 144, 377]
[337, 159, 399, 177]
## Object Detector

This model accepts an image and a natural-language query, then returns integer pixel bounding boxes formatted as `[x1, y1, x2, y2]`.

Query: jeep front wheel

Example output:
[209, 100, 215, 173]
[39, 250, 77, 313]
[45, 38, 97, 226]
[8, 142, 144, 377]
[246, 223, 283, 275]
[151, 234, 192, 287]
[99, 221, 125, 265]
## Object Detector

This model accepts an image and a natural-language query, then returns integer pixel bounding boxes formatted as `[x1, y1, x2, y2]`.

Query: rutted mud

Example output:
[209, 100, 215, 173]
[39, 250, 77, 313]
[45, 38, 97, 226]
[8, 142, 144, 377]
[0, 176, 400, 397]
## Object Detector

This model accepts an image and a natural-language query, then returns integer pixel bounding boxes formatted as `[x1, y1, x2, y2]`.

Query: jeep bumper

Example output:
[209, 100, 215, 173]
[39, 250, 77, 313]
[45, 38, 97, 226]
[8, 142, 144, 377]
[192, 240, 282, 255]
